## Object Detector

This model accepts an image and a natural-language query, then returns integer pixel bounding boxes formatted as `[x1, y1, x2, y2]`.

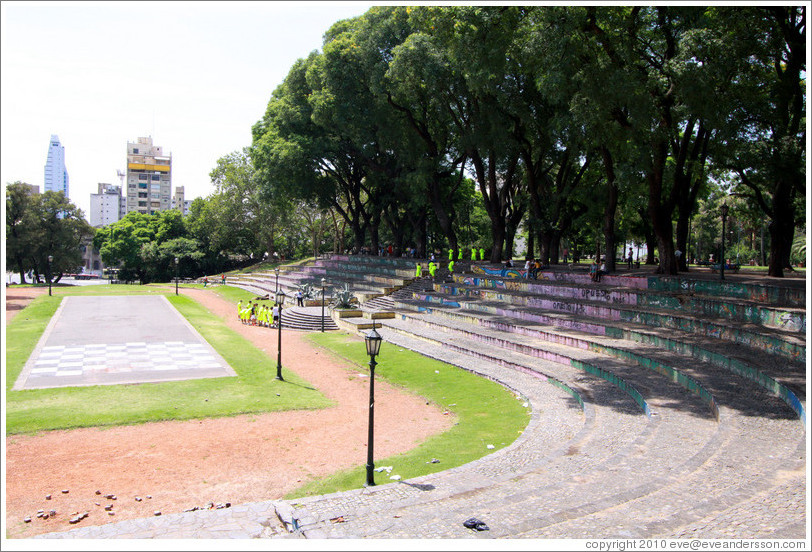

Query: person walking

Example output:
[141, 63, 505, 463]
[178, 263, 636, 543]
[296, 289, 304, 307]
[272, 303, 280, 328]
[415, 262, 422, 277]
[448, 259, 455, 276]
[479, 247, 485, 261]
[448, 248, 454, 261]
[428, 261, 437, 280]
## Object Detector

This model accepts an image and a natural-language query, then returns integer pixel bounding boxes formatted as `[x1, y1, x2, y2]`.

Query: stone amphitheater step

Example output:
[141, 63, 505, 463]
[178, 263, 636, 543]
[392, 295, 806, 421]
[280, 306, 339, 332]
[429, 280, 805, 363]
[455, 273, 806, 333]
[276, 291, 804, 538]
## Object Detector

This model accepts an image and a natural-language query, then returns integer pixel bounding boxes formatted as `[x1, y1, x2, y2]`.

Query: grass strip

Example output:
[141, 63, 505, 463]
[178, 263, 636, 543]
[284, 331, 531, 498]
[5, 287, 331, 435]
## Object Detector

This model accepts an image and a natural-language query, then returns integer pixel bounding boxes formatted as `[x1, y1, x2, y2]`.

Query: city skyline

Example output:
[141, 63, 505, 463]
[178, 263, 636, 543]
[1, 1, 377, 220]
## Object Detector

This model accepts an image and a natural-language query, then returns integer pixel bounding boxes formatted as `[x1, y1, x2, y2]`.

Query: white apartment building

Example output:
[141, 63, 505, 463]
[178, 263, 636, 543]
[44, 134, 69, 197]
[125, 136, 171, 214]
[89, 183, 126, 227]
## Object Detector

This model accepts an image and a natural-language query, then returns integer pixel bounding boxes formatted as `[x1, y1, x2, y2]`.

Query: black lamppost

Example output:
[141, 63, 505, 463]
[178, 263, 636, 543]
[720, 203, 729, 281]
[275, 267, 280, 294]
[321, 277, 326, 332]
[47, 255, 53, 296]
[174, 257, 179, 295]
[275, 290, 287, 381]
[364, 325, 383, 487]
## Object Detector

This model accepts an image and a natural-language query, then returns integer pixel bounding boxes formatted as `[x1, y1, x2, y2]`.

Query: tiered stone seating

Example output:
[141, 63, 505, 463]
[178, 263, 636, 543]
[276, 257, 805, 538]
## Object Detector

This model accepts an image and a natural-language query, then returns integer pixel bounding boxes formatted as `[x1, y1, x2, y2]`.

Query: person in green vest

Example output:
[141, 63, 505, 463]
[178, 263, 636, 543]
[448, 260, 455, 276]
[415, 262, 422, 277]
[479, 247, 485, 261]
[237, 300, 243, 322]
[428, 261, 437, 279]
[471, 247, 477, 261]
[458, 248, 463, 260]
[448, 248, 454, 261]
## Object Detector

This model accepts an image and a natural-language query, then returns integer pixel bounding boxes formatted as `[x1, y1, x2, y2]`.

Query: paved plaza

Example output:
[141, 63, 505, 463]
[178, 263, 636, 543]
[13, 295, 235, 390]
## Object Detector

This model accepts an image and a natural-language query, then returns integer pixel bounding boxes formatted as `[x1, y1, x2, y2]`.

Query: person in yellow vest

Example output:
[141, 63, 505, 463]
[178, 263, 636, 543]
[458, 248, 463, 260]
[479, 247, 485, 261]
[448, 260, 455, 276]
[237, 300, 243, 322]
[471, 247, 477, 261]
[448, 248, 454, 261]
[415, 262, 422, 277]
[428, 261, 437, 279]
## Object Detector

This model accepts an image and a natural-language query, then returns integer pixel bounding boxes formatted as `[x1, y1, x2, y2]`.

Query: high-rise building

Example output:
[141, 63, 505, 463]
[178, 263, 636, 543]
[43, 135, 69, 197]
[125, 136, 171, 215]
[171, 185, 190, 215]
[89, 183, 125, 227]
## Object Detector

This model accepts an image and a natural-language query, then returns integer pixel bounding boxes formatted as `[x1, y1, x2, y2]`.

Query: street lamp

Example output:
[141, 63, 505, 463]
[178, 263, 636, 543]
[174, 257, 179, 295]
[275, 290, 287, 381]
[275, 268, 280, 294]
[47, 255, 53, 296]
[364, 325, 383, 487]
[321, 277, 326, 332]
[720, 203, 729, 281]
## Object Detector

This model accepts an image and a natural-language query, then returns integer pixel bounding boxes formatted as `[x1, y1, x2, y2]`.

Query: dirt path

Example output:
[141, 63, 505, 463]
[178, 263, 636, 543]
[4, 287, 451, 538]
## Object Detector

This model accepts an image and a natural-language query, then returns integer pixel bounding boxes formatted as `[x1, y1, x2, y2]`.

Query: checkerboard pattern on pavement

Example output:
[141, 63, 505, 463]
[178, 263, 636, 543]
[27, 341, 225, 378]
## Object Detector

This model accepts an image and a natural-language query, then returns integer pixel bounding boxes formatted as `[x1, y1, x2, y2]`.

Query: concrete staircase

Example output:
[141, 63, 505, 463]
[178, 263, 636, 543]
[272, 258, 807, 539]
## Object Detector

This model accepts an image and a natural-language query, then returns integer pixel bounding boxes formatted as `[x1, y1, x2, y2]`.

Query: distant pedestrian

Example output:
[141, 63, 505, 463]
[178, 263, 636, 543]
[296, 289, 303, 307]
[203, 276, 208, 287]
[428, 261, 437, 279]
[448, 260, 455, 276]
[415, 263, 422, 277]
[479, 248, 485, 261]
[471, 247, 477, 261]
[272, 304, 280, 327]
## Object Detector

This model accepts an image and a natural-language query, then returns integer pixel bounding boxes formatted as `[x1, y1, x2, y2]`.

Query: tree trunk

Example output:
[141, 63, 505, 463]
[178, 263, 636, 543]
[601, 146, 619, 273]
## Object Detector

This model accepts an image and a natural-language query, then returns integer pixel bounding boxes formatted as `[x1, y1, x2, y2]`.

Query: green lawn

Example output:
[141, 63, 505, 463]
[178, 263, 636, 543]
[5, 285, 332, 434]
[5, 283, 532, 497]
[285, 331, 531, 498]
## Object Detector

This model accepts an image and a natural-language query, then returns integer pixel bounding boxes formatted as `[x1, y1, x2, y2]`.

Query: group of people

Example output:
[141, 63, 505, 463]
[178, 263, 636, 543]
[237, 299, 280, 328]
[590, 259, 607, 282]
[444, 247, 486, 262]
[523, 258, 549, 279]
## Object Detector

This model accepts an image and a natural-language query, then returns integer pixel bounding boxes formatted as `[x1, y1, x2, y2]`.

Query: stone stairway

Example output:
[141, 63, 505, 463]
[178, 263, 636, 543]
[268, 263, 805, 539]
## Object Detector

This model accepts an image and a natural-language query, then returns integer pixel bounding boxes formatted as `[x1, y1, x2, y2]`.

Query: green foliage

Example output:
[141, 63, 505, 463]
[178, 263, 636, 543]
[331, 282, 357, 309]
[5, 183, 93, 283]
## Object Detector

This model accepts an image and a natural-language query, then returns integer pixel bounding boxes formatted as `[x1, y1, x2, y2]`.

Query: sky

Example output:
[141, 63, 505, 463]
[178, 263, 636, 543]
[1, 0, 378, 220]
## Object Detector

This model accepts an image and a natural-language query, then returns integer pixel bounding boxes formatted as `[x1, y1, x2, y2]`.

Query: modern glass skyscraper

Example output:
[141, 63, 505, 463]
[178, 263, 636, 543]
[44, 134, 69, 197]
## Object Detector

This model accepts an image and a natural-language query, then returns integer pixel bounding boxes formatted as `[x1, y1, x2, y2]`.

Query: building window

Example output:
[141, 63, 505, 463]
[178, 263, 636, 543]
[151, 174, 160, 181]
[139, 174, 148, 181]
[138, 182, 147, 189]
[133, 148, 139, 154]
[138, 201, 147, 207]
[138, 192, 147, 198]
